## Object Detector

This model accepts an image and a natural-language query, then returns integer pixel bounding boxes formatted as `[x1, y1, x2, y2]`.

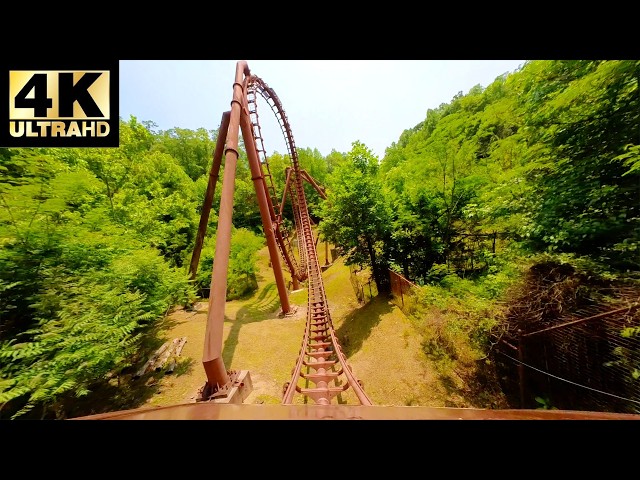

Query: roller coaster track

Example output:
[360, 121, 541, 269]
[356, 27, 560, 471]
[246, 84, 301, 283]
[246, 73, 372, 406]
[181, 61, 371, 407]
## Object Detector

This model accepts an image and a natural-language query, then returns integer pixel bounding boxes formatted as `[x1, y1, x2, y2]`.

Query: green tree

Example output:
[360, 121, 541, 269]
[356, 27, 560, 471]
[154, 126, 216, 181]
[319, 141, 391, 292]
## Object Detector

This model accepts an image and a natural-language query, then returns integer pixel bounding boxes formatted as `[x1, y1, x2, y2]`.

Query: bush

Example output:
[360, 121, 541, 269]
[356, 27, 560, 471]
[194, 228, 264, 300]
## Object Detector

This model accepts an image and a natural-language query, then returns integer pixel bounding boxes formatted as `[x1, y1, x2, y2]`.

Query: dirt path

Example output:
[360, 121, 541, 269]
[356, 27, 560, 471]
[143, 245, 456, 409]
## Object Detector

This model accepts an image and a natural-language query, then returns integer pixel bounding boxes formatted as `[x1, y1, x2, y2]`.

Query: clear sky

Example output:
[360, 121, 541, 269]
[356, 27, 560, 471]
[119, 60, 526, 160]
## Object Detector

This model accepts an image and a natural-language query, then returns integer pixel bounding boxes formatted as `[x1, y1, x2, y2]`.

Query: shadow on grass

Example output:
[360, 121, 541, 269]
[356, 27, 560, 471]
[62, 320, 199, 419]
[334, 295, 393, 358]
[63, 368, 182, 419]
[222, 281, 282, 367]
[151, 312, 182, 331]
[62, 355, 198, 419]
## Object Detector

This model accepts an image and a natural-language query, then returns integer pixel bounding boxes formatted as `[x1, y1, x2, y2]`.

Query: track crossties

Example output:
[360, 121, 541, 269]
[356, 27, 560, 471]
[247, 76, 372, 406]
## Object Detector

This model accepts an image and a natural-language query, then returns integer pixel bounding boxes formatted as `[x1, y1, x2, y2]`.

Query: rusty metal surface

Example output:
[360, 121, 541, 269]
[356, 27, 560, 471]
[247, 76, 307, 282]
[71, 403, 640, 420]
[300, 169, 327, 199]
[239, 67, 372, 406]
[239, 84, 291, 316]
[197, 61, 295, 398]
[188, 110, 230, 280]
[200, 70, 245, 390]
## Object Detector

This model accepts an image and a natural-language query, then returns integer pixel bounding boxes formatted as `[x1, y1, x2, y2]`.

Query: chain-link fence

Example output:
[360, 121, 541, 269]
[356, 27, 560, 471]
[495, 286, 640, 414]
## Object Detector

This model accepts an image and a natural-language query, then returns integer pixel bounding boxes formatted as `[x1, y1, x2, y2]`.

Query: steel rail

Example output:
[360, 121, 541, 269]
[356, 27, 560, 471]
[247, 73, 372, 406]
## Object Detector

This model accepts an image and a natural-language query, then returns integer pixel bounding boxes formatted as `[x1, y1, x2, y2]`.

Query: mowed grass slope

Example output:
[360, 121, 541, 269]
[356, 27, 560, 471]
[143, 240, 458, 409]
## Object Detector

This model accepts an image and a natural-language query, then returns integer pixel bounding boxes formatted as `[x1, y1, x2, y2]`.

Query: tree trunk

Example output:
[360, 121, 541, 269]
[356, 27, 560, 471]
[366, 237, 389, 294]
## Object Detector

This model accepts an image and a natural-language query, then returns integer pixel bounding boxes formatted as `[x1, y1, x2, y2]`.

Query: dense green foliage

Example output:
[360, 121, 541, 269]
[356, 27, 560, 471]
[0, 117, 265, 419]
[194, 227, 265, 300]
[374, 60, 640, 283]
[2, 60, 638, 418]
[523, 61, 639, 267]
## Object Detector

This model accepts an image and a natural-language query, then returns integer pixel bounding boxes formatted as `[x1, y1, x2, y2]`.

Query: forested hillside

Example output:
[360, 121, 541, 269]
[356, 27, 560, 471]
[322, 60, 639, 285]
[318, 60, 640, 412]
[1, 60, 638, 419]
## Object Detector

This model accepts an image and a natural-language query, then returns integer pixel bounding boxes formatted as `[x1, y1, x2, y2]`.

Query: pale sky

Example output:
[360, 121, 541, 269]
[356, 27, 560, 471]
[119, 60, 526, 160]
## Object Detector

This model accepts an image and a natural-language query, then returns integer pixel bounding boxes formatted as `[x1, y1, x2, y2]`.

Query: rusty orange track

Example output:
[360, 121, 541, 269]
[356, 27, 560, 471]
[247, 74, 371, 406]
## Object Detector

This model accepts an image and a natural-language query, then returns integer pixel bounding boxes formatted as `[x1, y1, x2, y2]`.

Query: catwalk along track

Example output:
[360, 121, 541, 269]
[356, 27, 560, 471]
[73, 62, 640, 420]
